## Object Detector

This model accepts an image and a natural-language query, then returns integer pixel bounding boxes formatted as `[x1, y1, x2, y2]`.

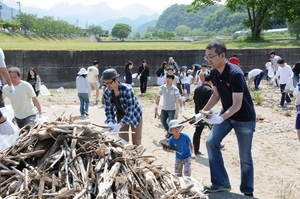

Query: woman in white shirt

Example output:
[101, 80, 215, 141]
[76, 68, 91, 116]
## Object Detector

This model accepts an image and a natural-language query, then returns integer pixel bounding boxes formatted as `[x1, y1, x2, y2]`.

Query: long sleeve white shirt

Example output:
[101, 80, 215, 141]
[76, 76, 91, 94]
[273, 64, 293, 84]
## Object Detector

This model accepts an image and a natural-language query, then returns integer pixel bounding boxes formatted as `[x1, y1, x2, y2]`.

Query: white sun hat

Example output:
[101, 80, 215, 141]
[78, 68, 88, 75]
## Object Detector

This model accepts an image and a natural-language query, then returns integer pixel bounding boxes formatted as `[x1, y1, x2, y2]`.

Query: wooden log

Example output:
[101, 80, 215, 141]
[6, 150, 46, 159]
[37, 134, 64, 169]
[38, 173, 45, 199]
[97, 162, 121, 198]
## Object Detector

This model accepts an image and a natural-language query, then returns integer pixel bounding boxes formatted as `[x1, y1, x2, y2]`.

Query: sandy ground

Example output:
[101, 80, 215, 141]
[4, 80, 300, 199]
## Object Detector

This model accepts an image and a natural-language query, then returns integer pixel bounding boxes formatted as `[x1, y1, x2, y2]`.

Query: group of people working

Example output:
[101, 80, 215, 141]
[0, 41, 258, 197]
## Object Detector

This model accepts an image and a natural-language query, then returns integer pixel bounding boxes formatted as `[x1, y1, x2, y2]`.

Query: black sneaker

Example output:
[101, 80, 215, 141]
[244, 193, 254, 197]
[204, 185, 231, 193]
[84, 111, 89, 116]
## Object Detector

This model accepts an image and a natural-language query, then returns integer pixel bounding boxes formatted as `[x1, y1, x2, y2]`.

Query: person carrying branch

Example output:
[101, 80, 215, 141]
[103, 68, 143, 145]
[195, 41, 256, 197]
[163, 119, 195, 177]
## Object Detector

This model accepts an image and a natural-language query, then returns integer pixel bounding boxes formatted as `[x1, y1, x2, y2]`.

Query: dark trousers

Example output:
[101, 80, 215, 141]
[274, 71, 279, 86]
[0, 93, 4, 108]
[280, 84, 291, 106]
[177, 82, 183, 95]
[193, 125, 205, 153]
[254, 71, 264, 89]
[140, 77, 148, 94]
[265, 70, 269, 80]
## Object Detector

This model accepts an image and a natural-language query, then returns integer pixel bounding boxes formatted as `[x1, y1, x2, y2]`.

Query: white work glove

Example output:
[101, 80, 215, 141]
[195, 113, 204, 121]
[107, 122, 114, 129]
[202, 110, 224, 124]
[9, 85, 15, 94]
[137, 75, 140, 80]
[36, 113, 48, 124]
[154, 104, 158, 112]
[148, 76, 151, 80]
[123, 76, 126, 80]
[0, 119, 15, 135]
[179, 107, 184, 113]
[111, 123, 122, 132]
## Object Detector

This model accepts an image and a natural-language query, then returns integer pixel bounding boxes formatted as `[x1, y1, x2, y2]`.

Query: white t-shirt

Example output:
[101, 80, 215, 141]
[265, 62, 271, 70]
[184, 74, 193, 84]
[272, 55, 281, 72]
[3, 80, 36, 119]
[180, 71, 187, 85]
[158, 84, 181, 110]
[87, 66, 99, 83]
[248, 69, 263, 79]
[0, 48, 6, 68]
[274, 64, 293, 84]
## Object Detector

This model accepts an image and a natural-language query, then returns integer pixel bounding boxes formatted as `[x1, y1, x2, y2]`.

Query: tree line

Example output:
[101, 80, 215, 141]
[1, 1, 300, 40]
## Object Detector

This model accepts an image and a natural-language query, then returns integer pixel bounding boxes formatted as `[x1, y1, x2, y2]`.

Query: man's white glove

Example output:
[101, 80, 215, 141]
[202, 110, 224, 124]
[9, 85, 15, 94]
[123, 76, 126, 80]
[195, 113, 204, 121]
[179, 107, 184, 113]
[148, 76, 151, 80]
[137, 75, 140, 80]
[111, 123, 122, 132]
[107, 122, 114, 129]
[154, 104, 158, 111]
[0, 119, 15, 135]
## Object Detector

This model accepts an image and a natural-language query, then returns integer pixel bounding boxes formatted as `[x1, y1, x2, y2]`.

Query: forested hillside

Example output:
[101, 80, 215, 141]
[155, 4, 247, 35]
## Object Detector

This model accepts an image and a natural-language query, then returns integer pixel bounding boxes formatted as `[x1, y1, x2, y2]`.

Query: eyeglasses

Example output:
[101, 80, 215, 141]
[204, 54, 219, 61]
[103, 79, 115, 86]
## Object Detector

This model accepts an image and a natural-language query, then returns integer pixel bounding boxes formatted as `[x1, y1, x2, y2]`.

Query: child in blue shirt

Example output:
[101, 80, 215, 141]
[165, 119, 195, 177]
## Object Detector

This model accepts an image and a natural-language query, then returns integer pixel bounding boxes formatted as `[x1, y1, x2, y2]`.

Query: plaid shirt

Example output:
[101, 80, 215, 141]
[104, 82, 142, 128]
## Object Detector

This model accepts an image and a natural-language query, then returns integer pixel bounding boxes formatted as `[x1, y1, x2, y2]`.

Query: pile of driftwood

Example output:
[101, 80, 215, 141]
[0, 114, 208, 199]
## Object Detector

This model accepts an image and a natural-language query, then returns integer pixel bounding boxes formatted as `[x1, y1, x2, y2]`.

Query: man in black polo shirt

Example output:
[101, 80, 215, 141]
[196, 41, 256, 197]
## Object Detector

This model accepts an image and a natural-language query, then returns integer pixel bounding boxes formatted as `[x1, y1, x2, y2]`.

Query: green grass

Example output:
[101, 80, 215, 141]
[252, 90, 263, 105]
[1, 32, 300, 50]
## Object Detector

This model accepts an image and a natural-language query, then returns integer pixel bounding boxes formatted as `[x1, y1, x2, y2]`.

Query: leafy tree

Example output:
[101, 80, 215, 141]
[15, 13, 36, 34]
[175, 25, 191, 36]
[133, 31, 141, 39]
[187, 0, 300, 40]
[0, 19, 20, 32]
[287, 21, 300, 40]
[201, 7, 245, 33]
[152, 30, 175, 40]
[87, 25, 104, 37]
[111, 23, 131, 40]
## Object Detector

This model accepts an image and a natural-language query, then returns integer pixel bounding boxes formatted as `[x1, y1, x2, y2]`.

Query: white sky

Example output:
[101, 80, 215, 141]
[3, 0, 194, 11]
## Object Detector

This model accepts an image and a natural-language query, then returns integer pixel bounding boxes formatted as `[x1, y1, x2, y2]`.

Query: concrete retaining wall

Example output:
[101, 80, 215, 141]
[3, 48, 300, 88]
